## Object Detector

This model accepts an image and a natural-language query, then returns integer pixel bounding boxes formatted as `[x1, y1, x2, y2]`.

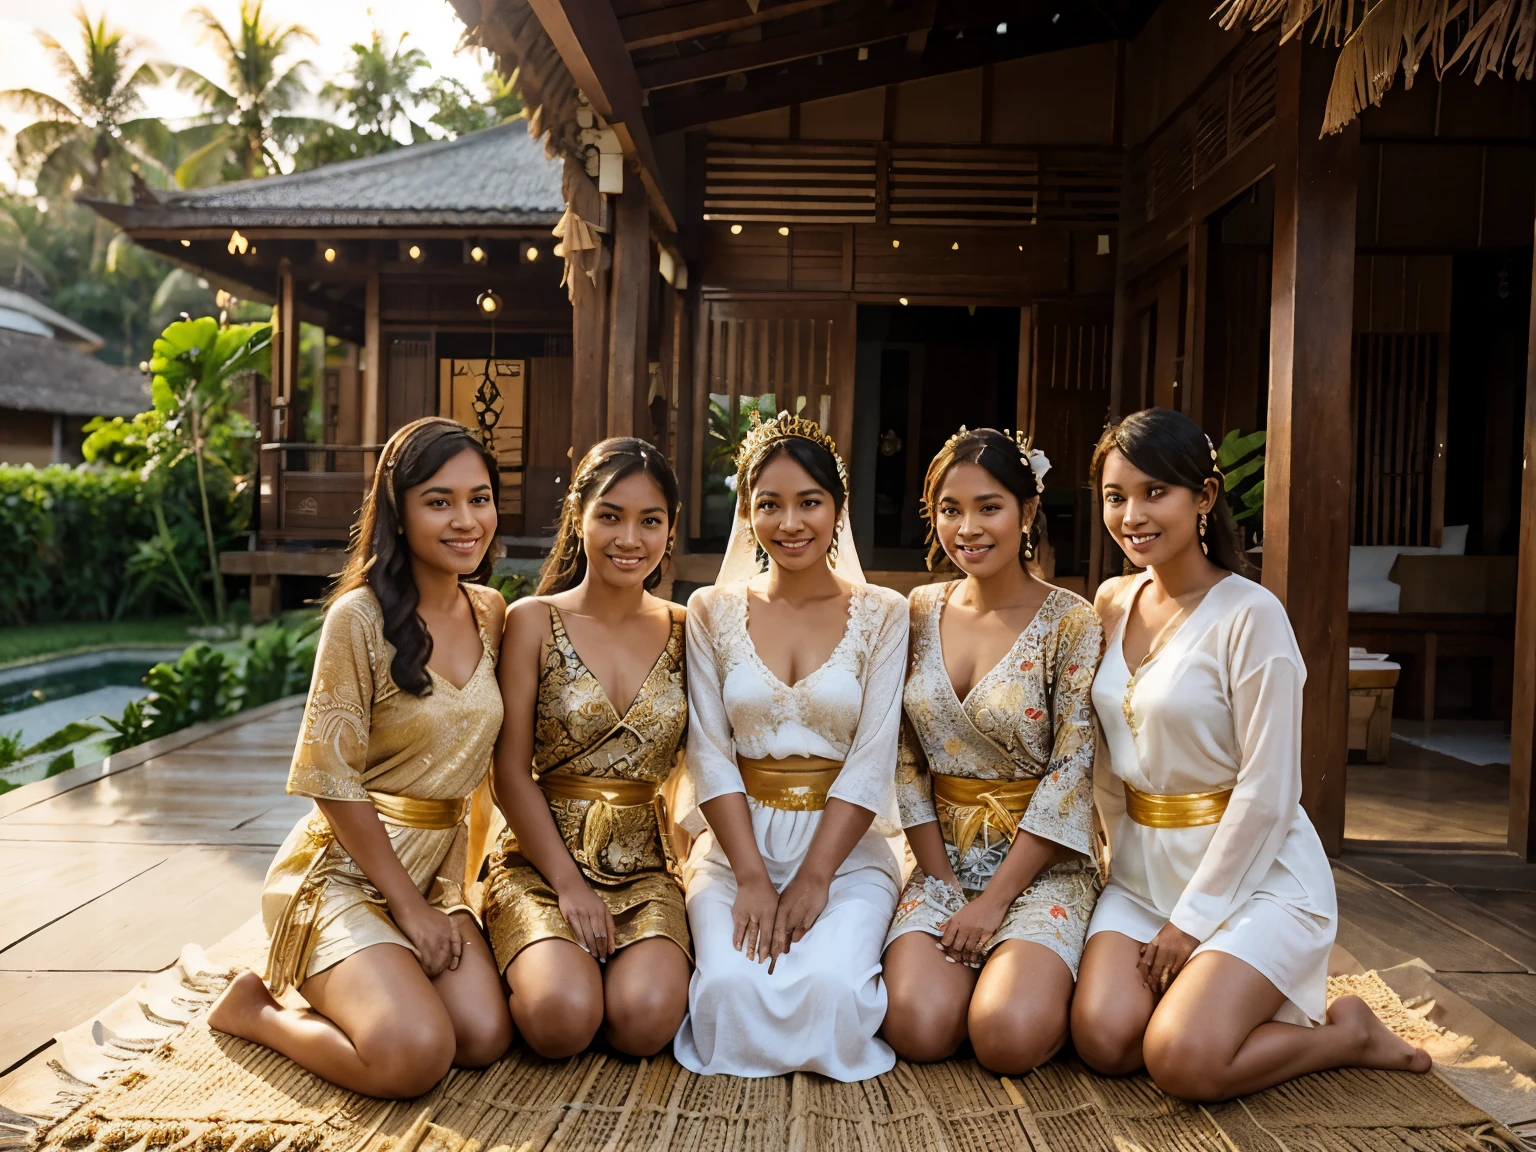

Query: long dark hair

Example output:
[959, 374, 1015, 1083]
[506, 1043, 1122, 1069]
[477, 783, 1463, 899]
[920, 427, 1047, 574]
[1090, 407, 1251, 577]
[538, 437, 680, 595]
[329, 417, 501, 695]
[738, 436, 847, 518]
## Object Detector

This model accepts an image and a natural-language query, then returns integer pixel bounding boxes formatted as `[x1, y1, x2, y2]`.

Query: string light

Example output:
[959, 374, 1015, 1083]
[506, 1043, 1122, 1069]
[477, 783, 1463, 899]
[899, 297, 909, 306]
[477, 289, 503, 316]
[525, 246, 539, 261]
[778, 226, 789, 236]
[323, 247, 337, 262]
[730, 224, 743, 235]
[891, 239, 900, 248]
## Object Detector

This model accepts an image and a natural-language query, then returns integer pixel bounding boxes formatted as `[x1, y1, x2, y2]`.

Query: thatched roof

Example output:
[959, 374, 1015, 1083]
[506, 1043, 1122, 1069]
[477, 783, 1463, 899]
[0, 288, 104, 351]
[0, 329, 148, 417]
[89, 124, 564, 231]
[1215, 0, 1536, 133]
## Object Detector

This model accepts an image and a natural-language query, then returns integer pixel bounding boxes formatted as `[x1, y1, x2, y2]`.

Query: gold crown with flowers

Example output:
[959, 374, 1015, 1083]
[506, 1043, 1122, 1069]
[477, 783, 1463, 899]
[943, 425, 1051, 487]
[735, 409, 849, 489]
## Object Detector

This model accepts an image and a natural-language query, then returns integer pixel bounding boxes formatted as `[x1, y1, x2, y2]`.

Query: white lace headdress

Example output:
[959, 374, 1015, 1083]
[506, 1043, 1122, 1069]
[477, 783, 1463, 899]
[717, 410, 864, 585]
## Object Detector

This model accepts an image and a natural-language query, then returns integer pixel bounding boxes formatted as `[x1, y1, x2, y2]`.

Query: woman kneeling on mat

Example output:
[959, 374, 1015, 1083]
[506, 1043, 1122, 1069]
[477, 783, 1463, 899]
[882, 427, 1102, 1075]
[209, 417, 513, 1098]
[1070, 407, 1431, 1101]
[481, 439, 693, 1058]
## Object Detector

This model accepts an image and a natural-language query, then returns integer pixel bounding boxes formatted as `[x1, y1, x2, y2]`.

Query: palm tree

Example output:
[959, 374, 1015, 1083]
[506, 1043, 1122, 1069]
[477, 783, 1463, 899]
[323, 31, 432, 149]
[0, 7, 170, 204]
[169, 1, 329, 186]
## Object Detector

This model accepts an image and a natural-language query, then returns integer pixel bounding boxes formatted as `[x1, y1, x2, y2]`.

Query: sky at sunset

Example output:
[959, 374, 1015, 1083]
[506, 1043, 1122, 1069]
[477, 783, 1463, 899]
[0, 0, 488, 186]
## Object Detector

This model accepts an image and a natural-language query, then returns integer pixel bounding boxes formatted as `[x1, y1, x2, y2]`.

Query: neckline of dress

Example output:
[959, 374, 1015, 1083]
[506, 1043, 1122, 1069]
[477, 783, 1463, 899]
[739, 580, 861, 691]
[935, 581, 1062, 710]
[549, 603, 680, 722]
[426, 585, 494, 694]
[1114, 570, 1229, 681]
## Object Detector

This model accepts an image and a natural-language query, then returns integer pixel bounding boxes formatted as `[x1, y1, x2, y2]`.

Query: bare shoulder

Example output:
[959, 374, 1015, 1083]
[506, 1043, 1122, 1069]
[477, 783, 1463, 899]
[644, 590, 685, 625]
[503, 594, 556, 651]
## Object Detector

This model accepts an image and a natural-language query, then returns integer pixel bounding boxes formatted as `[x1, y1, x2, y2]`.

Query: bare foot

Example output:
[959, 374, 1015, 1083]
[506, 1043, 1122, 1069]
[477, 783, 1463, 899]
[1328, 995, 1432, 1073]
[206, 970, 279, 1040]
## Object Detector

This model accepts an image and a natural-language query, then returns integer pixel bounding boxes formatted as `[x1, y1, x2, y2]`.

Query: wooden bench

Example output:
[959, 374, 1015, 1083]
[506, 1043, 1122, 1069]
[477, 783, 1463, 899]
[220, 550, 347, 622]
[1347, 612, 1514, 721]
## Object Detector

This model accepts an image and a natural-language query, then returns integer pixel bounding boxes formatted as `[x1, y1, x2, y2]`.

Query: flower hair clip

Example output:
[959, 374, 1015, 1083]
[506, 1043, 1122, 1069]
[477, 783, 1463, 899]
[1011, 429, 1052, 491]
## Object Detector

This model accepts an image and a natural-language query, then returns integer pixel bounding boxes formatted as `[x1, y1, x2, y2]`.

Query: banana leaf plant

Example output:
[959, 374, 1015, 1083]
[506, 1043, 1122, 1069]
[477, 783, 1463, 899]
[1216, 428, 1267, 536]
[146, 317, 272, 623]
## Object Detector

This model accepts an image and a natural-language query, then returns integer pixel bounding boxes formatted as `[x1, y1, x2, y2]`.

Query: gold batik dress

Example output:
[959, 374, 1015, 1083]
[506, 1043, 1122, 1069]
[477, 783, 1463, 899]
[261, 584, 505, 995]
[482, 604, 691, 970]
[888, 581, 1103, 976]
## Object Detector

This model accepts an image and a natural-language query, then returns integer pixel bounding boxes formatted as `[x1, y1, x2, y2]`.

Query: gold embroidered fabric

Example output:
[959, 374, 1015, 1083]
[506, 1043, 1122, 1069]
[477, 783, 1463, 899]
[261, 584, 505, 995]
[737, 754, 843, 810]
[483, 605, 692, 970]
[888, 582, 1104, 976]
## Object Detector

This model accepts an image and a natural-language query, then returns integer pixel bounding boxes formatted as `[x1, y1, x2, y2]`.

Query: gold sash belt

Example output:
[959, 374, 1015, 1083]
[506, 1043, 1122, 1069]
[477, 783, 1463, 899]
[537, 773, 660, 807]
[1123, 782, 1232, 828]
[367, 790, 468, 830]
[738, 755, 843, 811]
[933, 775, 1039, 859]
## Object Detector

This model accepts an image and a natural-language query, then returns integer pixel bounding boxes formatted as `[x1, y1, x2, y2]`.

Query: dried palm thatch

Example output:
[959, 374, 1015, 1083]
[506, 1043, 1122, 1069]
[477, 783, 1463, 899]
[447, 0, 582, 161]
[1214, 0, 1536, 134]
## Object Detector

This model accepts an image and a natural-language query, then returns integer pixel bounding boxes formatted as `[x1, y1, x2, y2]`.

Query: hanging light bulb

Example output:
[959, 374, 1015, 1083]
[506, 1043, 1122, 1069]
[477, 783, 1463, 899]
[477, 289, 503, 316]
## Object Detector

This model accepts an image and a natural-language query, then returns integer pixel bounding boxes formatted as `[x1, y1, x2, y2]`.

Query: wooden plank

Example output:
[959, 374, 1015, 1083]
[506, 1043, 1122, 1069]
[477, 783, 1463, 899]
[362, 273, 382, 476]
[1183, 221, 1207, 423]
[1435, 972, 1536, 1049]
[636, 6, 932, 91]
[0, 842, 173, 952]
[1512, 208, 1536, 859]
[1332, 869, 1526, 974]
[1262, 38, 1358, 856]
[1458, 887, 1536, 941]
[0, 971, 143, 1073]
[620, 0, 839, 50]
[0, 847, 273, 974]
[1388, 884, 1536, 972]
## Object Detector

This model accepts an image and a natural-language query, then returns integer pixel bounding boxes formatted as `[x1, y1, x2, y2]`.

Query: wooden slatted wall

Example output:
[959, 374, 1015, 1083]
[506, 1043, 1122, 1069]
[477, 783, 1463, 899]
[1351, 332, 1448, 546]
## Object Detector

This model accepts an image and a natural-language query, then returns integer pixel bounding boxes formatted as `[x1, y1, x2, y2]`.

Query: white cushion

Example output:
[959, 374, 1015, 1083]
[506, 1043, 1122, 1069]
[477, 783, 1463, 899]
[1350, 546, 1402, 583]
[1349, 580, 1401, 613]
[1439, 524, 1468, 555]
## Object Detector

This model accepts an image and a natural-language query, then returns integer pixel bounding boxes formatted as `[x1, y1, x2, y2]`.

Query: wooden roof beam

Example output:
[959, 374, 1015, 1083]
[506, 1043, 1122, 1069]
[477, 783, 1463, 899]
[636, 4, 937, 91]
[621, 0, 841, 51]
[524, 0, 680, 231]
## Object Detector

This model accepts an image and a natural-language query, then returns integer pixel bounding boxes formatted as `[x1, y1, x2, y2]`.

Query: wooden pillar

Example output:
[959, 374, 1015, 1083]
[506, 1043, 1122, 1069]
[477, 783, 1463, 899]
[1264, 37, 1359, 856]
[1509, 223, 1536, 858]
[563, 158, 607, 464]
[1184, 222, 1208, 424]
[362, 272, 382, 476]
[607, 171, 651, 439]
[1016, 305, 1035, 435]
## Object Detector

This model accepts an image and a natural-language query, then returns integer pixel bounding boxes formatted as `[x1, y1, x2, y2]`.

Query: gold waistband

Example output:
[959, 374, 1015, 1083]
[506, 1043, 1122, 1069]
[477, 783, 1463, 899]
[367, 790, 468, 830]
[537, 772, 660, 807]
[933, 775, 1039, 858]
[738, 755, 843, 812]
[1123, 782, 1232, 828]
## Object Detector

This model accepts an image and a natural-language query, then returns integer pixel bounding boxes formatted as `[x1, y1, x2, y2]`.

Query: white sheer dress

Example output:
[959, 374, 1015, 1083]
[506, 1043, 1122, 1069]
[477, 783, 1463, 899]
[672, 579, 909, 1081]
[1088, 572, 1337, 1025]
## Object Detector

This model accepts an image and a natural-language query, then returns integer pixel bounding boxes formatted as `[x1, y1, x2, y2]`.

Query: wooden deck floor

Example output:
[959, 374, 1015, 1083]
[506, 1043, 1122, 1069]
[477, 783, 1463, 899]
[1, 702, 1534, 1094]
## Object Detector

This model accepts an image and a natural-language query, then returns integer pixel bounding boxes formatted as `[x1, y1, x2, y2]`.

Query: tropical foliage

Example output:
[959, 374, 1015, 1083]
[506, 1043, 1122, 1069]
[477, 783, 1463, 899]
[1217, 428, 1267, 539]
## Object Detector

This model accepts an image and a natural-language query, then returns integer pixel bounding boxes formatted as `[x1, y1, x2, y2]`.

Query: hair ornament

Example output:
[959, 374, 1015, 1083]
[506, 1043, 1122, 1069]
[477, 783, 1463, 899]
[735, 408, 848, 489]
[1011, 429, 1052, 490]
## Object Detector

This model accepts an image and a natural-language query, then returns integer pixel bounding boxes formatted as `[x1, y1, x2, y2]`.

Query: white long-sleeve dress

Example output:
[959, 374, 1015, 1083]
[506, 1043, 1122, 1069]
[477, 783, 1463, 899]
[1088, 572, 1337, 1025]
[672, 579, 909, 1081]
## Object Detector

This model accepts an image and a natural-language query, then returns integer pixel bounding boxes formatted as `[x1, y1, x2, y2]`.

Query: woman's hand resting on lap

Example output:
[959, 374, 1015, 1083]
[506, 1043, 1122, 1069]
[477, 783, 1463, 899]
[557, 878, 618, 959]
[396, 902, 463, 976]
[733, 874, 779, 964]
[1140, 921, 1200, 996]
[768, 868, 831, 971]
[939, 889, 1008, 968]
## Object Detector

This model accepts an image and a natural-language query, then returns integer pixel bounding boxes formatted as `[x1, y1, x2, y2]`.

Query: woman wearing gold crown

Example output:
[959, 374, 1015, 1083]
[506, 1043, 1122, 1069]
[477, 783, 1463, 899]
[881, 427, 1103, 1075]
[671, 409, 908, 1081]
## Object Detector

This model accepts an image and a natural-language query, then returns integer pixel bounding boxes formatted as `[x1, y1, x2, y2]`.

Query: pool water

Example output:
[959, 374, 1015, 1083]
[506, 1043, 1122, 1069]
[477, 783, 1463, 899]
[0, 660, 155, 716]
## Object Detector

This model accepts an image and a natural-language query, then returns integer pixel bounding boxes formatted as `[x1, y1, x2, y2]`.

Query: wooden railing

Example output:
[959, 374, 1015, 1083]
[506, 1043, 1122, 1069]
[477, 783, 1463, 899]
[257, 443, 380, 545]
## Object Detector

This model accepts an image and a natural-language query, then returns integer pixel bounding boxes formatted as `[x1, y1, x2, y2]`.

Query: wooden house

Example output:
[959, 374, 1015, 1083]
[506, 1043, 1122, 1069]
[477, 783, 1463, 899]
[431, 0, 1536, 862]
[88, 125, 573, 612]
[90, 0, 1536, 862]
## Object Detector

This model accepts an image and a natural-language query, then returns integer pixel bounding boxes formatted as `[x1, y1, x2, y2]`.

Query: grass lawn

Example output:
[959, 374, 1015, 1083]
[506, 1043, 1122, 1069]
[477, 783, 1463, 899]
[0, 617, 202, 668]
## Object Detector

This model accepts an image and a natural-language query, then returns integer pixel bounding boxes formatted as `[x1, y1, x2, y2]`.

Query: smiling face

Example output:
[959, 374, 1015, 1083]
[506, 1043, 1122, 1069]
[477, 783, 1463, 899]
[399, 446, 499, 577]
[579, 468, 672, 589]
[749, 450, 839, 573]
[1100, 447, 1218, 569]
[934, 460, 1038, 579]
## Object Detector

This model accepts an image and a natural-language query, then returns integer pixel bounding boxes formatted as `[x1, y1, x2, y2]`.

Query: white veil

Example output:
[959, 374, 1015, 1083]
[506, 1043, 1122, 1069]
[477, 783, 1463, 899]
[715, 422, 865, 586]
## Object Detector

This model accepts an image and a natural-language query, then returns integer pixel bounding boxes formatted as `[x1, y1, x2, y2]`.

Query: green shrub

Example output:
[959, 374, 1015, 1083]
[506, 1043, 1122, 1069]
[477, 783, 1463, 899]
[0, 457, 247, 626]
[0, 730, 23, 769]
[240, 619, 320, 709]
